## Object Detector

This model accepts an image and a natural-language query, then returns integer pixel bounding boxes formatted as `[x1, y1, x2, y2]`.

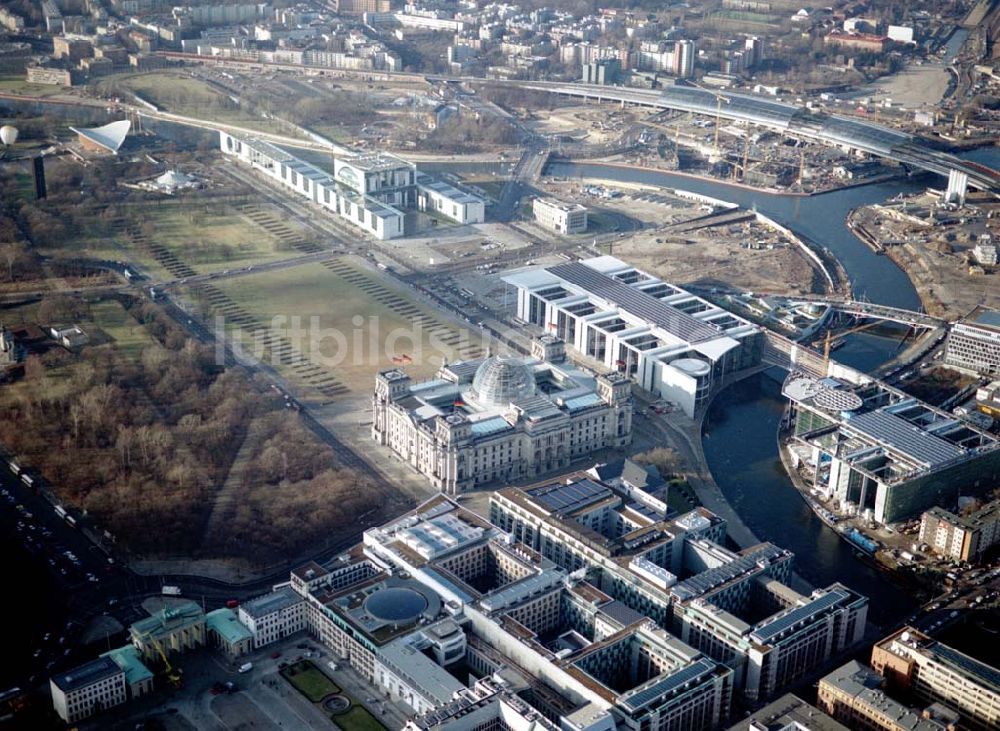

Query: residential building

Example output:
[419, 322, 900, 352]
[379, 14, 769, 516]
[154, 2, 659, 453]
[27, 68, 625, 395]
[533, 197, 589, 234]
[582, 58, 620, 85]
[870, 628, 1000, 730]
[238, 586, 306, 648]
[674, 39, 695, 78]
[372, 342, 633, 493]
[25, 66, 75, 86]
[0, 7, 25, 31]
[49, 657, 127, 724]
[335, 0, 391, 14]
[920, 502, 1000, 562]
[729, 692, 848, 731]
[818, 659, 961, 731]
[973, 239, 998, 267]
[206, 608, 254, 658]
[825, 32, 889, 53]
[504, 256, 763, 417]
[130, 602, 206, 664]
[783, 373, 1000, 524]
[945, 307, 1000, 376]
[52, 37, 93, 62]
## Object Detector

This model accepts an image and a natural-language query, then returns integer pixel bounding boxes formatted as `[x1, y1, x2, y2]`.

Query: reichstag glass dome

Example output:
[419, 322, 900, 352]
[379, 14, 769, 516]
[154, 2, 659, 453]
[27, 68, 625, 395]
[472, 356, 536, 408]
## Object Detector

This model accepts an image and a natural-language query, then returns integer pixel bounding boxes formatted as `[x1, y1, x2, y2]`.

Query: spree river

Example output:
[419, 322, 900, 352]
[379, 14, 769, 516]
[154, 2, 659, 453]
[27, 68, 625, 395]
[2, 97, 996, 632]
[547, 152, 1000, 627]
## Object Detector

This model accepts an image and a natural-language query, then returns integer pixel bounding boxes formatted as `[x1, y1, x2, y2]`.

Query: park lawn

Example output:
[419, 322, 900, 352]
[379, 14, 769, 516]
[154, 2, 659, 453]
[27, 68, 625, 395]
[282, 661, 340, 702]
[0, 297, 154, 405]
[58, 199, 295, 281]
[334, 706, 387, 731]
[112, 73, 290, 135]
[88, 299, 157, 361]
[137, 201, 292, 274]
[0, 74, 66, 97]
[212, 260, 482, 393]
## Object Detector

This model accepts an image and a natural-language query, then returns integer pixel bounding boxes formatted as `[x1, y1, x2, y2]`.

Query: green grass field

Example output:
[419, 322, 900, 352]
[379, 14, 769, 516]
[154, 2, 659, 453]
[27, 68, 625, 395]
[110, 72, 290, 135]
[335, 706, 387, 731]
[61, 199, 299, 281]
[209, 259, 482, 393]
[282, 662, 340, 703]
[0, 297, 153, 403]
[0, 74, 67, 97]
[136, 201, 292, 274]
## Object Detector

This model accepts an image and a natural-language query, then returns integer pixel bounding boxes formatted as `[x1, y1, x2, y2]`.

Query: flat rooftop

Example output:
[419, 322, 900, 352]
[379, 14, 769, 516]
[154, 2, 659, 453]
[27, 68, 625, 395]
[846, 410, 965, 467]
[239, 586, 301, 620]
[342, 151, 414, 172]
[525, 479, 613, 517]
[547, 261, 724, 344]
[535, 196, 587, 213]
[51, 656, 121, 693]
[728, 693, 848, 731]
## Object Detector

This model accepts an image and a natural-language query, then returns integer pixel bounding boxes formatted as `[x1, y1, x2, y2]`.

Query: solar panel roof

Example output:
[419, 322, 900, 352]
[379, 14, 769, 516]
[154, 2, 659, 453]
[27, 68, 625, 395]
[548, 262, 723, 343]
[671, 544, 787, 600]
[750, 589, 849, 644]
[846, 410, 964, 466]
[599, 600, 648, 628]
[527, 479, 613, 515]
[619, 658, 717, 711]
[972, 309, 1000, 331]
[930, 643, 1000, 692]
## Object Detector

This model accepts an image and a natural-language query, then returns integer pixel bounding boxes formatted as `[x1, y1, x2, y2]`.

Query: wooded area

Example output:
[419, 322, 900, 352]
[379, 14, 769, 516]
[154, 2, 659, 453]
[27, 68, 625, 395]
[0, 297, 389, 562]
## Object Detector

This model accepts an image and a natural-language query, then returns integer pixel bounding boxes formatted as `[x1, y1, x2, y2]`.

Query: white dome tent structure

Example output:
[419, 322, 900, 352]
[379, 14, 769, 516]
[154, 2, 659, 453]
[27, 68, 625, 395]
[153, 170, 196, 193]
[69, 119, 130, 154]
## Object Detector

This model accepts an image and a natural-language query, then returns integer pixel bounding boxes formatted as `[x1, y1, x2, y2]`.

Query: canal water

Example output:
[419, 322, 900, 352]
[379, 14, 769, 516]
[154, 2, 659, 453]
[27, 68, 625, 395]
[548, 149, 1000, 627]
[2, 97, 998, 638]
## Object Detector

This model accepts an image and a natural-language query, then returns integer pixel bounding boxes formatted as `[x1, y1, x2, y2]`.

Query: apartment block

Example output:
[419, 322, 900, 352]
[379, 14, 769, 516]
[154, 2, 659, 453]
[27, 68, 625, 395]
[871, 628, 1000, 730]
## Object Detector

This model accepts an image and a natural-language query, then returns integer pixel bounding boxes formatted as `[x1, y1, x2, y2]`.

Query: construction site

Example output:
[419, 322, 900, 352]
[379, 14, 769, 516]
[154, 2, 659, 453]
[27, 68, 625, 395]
[848, 189, 1000, 319]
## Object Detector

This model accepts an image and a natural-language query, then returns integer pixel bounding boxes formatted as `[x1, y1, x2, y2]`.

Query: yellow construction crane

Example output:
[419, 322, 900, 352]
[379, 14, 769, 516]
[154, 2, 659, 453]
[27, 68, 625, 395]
[153, 638, 183, 687]
[138, 632, 183, 688]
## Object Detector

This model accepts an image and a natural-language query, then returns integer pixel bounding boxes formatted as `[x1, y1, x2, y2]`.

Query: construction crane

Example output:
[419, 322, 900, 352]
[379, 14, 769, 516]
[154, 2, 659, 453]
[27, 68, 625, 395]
[153, 638, 183, 687]
[137, 631, 183, 688]
[822, 319, 883, 368]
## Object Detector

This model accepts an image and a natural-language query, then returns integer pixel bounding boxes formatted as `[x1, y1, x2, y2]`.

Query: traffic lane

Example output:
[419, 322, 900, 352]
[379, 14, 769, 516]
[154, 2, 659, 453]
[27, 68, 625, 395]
[0, 463, 123, 595]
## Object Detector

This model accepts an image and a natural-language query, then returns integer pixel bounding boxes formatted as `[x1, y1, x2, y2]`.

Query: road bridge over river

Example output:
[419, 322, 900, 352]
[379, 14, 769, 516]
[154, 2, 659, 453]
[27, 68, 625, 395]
[498, 80, 1000, 192]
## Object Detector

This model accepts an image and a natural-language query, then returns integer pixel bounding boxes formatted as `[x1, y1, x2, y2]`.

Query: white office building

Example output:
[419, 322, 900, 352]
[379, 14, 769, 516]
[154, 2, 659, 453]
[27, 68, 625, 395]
[533, 196, 589, 234]
[237, 586, 306, 648]
[504, 257, 763, 416]
[219, 132, 484, 240]
[945, 307, 1000, 376]
[50, 657, 127, 724]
